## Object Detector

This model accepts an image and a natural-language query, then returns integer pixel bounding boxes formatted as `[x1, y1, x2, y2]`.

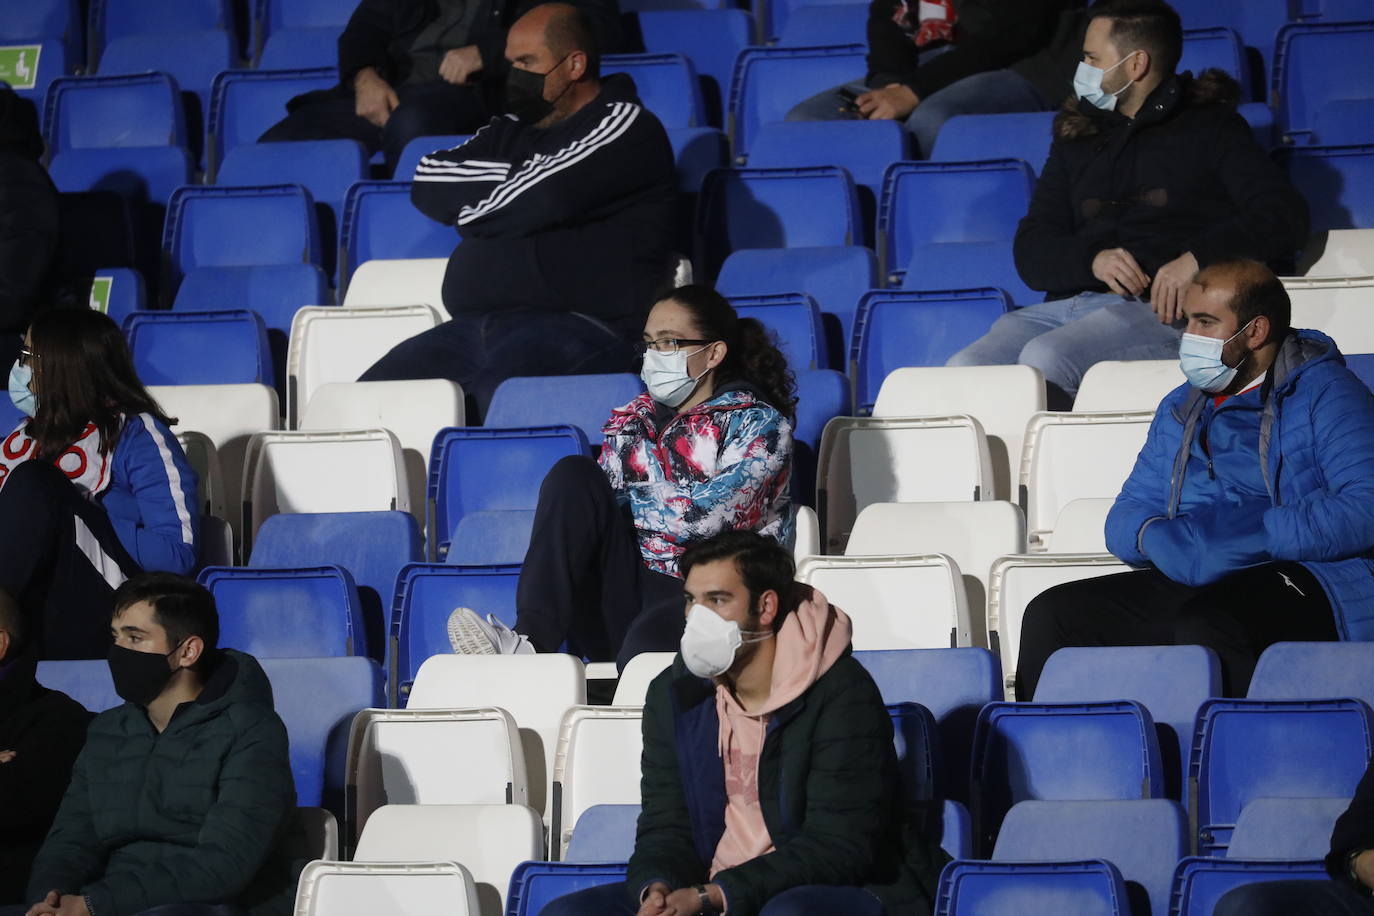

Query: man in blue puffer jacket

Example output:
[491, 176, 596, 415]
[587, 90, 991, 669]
[1017, 259, 1374, 699]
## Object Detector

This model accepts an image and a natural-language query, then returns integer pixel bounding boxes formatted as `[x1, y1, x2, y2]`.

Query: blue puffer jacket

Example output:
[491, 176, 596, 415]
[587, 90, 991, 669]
[1106, 329, 1374, 640]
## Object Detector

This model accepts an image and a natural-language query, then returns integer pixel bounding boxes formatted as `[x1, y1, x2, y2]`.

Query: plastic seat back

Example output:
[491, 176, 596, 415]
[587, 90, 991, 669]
[44, 73, 184, 151]
[391, 562, 523, 691]
[1169, 860, 1328, 916]
[1248, 640, 1374, 709]
[900, 239, 1040, 308]
[1283, 277, 1374, 355]
[637, 9, 752, 126]
[796, 554, 973, 649]
[930, 111, 1057, 175]
[936, 860, 1130, 916]
[163, 184, 321, 291]
[563, 805, 641, 862]
[506, 862, 628, 916]
[201, 565, 366, 658]
[485, 374, 644, 447]
[207, 66, 338, 174]
[727, 44, 867, 158]
[1281, 144, 1374, 232]
[339, 180, 460, 288]
[727, 292, 827, 369]
[552, 707, 645, 856]
[1274, 21, 1374, 145]
[602, 52, 704, 128]
[293, 861, 481, 916]
[125, 309, 272, 386]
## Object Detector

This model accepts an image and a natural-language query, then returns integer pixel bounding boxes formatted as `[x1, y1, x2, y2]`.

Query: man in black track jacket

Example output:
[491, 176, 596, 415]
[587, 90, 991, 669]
[258, 0, 624, 174]
[359, 3, 677, 416]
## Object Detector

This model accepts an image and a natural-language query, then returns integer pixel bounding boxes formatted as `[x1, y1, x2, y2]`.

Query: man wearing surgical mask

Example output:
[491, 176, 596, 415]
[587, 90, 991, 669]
[541, 530, 947, 916]
[1016, 260, 1374, 700]
[360, 3, 678, 417]
[19, 574, 304, 916]
[947, 0, 1309, 409]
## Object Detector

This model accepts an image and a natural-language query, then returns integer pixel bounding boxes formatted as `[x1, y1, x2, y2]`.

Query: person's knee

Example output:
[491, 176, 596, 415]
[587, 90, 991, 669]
[1017, 334, 1083, 395]
[757, 888, 813, 916]
[543, 454, 605, 491]
[0, 457, 69, 499]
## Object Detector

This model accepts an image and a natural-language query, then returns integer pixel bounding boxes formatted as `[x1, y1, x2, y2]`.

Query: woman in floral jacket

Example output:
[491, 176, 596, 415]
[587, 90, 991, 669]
[449, 285, 795, 669]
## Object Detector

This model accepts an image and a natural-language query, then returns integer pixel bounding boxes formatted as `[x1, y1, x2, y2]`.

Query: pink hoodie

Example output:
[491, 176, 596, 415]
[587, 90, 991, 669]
[708, 589, 853, 877]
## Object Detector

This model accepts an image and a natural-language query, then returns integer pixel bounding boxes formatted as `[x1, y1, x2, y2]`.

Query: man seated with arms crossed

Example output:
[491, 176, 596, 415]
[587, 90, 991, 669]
[1016, 259, 1374, 701]
[10, 574, 304, 916]
[542, 530, 947, 916]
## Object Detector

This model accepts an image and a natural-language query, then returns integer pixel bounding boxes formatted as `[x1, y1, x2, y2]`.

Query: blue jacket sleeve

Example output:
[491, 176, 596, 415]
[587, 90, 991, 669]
[1105, 401, 1177, 566]
[102, 416, 200, 574]
[1263, 371, 1374, 562]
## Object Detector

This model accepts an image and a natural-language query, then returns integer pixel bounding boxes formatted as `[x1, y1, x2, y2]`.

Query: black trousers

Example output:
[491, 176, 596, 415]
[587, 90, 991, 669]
[0, 460, 141, 660]
[1016, 563, 1339, 700]
[1215, 879, 1374, 916]
[515, 456, 686, 670]
[257, 80, 493, 177]
[0, 905, 246, 916]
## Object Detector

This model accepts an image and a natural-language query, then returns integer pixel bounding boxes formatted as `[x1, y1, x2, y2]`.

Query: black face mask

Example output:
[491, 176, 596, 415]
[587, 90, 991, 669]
[504, 55, 571, 124]
[107, 642, 184, 706]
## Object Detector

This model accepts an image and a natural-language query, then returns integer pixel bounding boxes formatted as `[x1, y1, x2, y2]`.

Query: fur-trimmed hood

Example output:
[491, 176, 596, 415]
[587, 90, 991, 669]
[1054, 68, 1243, 140]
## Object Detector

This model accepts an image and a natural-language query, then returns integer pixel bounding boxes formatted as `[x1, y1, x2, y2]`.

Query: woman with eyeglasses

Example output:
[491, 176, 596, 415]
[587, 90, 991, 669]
[0, 309, 199, 659]
[448, 285, 795, 669]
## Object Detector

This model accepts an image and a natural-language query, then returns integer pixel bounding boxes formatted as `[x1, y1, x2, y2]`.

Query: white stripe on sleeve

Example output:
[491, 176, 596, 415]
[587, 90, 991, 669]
[139, 414, 195, 546]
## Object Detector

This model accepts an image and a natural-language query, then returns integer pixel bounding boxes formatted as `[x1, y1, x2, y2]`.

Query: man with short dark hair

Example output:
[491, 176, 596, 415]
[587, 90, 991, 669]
[0, 590, 89, 907]
[947, 0, 1309, 407]
[1016, 259, 1374, 700]
[542, 530, 947, 916]
[358, 2, 677, 416]
[19, 573, 303, 916]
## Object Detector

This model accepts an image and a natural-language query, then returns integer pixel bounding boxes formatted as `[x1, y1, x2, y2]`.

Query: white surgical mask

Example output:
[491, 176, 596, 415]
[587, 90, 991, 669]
[1073, 50, 1138, 111]
[8, 362, 35, 417]
[679, 603, 773, 679]
[641, 345, 710, 408]
[1178, 318, 1255, 393]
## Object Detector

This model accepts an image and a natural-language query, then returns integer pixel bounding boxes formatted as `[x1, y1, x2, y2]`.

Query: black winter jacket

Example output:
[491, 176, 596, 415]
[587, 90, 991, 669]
[0, 646, 90, 905]
[1326, 756, 1374, 895]
[0, 88, 58, 356]
[1014, 70, 1310, 300]
[411, 74, 676, 336]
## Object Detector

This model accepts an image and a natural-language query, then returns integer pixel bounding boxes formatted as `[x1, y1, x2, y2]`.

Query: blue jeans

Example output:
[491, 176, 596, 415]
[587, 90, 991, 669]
[539, 882, 886, 915]
[358, 308, 635, 419]
[1215, 880, 1374, 916]
[785, 69, 1049, 158]
[944, 291, 1185, 404]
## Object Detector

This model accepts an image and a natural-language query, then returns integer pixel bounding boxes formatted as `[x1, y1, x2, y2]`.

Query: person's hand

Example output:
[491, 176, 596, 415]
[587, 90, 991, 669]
[1149, 251, 1198, 324]
[636, 882, 673, 916]
[0, 749, 15, 763]
[353, 67, 399, 128]
[1092, 247, 1150, 298]
[55, 897, 90, 916]
[1354, 849, 1374, 891]
[25, 890, 61, 916]
[439, 45, 483, 84]
[857, 83, 919, 120]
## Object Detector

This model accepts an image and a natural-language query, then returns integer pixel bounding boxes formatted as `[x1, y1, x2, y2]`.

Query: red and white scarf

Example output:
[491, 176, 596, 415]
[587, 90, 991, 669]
[0, 420, 113, 497]
[892, 0, 957, 47]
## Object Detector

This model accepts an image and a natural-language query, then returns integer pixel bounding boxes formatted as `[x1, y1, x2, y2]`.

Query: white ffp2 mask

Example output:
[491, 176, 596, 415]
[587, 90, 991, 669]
[679, 603, 773, 679]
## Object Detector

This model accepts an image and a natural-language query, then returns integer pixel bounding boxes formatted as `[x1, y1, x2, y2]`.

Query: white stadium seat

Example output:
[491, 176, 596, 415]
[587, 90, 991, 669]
[175, 430, 225, 521]
[1072, 360, 1182, 413]
[552, 706, 644, 858]
[342, 258, 450, 320]
[796, 554, 974, 649]
[286, 304, 442, 426]
[1296, 230, 1374, 277]
[293, 861, 481, 916]
[1046, 498, 1114, 553]
[1283, 276, 1374, 354]
[792, 504, 820, 561]
[612, 652, 676, 705]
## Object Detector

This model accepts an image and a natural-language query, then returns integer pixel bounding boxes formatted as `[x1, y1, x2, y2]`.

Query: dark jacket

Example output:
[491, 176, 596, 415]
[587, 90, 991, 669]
[26, 650, 305, 916]
[626, 648, 947, 916]
[865, 0, 1079, 102]
[1327, 755, 1374, 893]
[0, 87, 58, 352]
[412, 74, 676, 336]
[0, 646, 90, 905]
[1015, 70, 1310, 300]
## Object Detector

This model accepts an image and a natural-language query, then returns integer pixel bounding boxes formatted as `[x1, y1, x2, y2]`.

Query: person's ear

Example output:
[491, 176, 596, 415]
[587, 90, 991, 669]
[0, 629, 10, 665]
[756, 589, 779, 630]
[567, 50, 586, 81]
[705, 340, 727, 372]
[1127, 48, 1150, 81]
[1249, 314, 1271, 347]
[175, 635, 204, 670]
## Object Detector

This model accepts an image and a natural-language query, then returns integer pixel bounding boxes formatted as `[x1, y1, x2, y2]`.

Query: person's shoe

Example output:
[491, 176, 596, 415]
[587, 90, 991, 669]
[447, 607, 535, 655]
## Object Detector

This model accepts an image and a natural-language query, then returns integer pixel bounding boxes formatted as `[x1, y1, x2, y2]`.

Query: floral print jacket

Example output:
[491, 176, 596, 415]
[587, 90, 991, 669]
[598, 385, 793, 576]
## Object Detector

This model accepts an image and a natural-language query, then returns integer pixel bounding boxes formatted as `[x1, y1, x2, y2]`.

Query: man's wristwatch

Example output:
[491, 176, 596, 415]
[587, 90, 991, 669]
[695, 884, 720, 914]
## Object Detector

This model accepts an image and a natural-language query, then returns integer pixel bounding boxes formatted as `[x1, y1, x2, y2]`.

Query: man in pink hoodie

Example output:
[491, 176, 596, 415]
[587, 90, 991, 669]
[541, 530, 946, 916]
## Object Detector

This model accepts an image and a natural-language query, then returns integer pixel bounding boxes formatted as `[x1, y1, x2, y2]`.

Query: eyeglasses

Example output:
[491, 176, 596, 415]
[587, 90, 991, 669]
[17, 346, 37, 368]
[635, 338, 712, 356]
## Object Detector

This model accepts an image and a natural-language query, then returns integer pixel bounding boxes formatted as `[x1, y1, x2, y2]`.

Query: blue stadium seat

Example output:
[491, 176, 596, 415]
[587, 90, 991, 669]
[44, 73, 185, 152]
[1346, 353, 1374, 391]
[1228, 796, 1354, 860]
[1034, 646, 1221, 801]
[792, 367, 850, 508]
[775, 3, 867, 46]
[96, 30, 236, 135]
[393, 134, 473, 182]
[972, 701, 1164, 855]
[0, 0, 81, 66]
[716, 245, 877, 366]
[1281, 144, 1374, 233]
[1190, 697, 1374, 855]
[698, 166, 862, 278]
[855, 647, 1003, 804]
[602, 53, 705, 129]
[1169, 0, 1292, 97]
[929, 111, 1058, 175]
[207, 67, 339, 176]
[1311, 99, 1374, 148]
[256, 0, 358, 31]
[338, 180, 460, 289]
[257, 26, 341, 69]
[486, 374, 644, 447]
[5, 39, 68, 105]
[199, 565, 367, 658]
[1169, 860, 1328, 916]
[428, 425, 590, 554]
[936, 860, 1130, 916]
[850, 288, 1014, 410]
[1274, 20, 1374, 145]
[878, 159, 1037, 278]
[727, 293, 827, 370]
[124, 309, 272, 385]
[173, 263, 328, 339]
[728, 45, 868, 159]
[667, 127, 729, 194]
[637, 9, 753, 127]
[900, 240, 1040, 308]
[88, 0, 233, 65]
[994, 800, 1187, 916]
[446, 509, 536, 566]
[163, 184, 322, 290]
[47, 145, 192, 205]
[1249, 641, 1374, 709]
[563, 804, 640, 863]
[889, 701, 940, 803]
[249, 510, 423, 670]
[90, 266, 147, 325]
[1179, 27, 1249, 97]
[391, 562, 522, 691]
[34, 659, 119, 712]
[259, 656, 383, 813]
[506, 863, 628, 916]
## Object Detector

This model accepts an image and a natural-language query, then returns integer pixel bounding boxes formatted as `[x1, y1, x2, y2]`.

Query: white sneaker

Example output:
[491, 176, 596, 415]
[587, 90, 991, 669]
[447, 607, 535, 655]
